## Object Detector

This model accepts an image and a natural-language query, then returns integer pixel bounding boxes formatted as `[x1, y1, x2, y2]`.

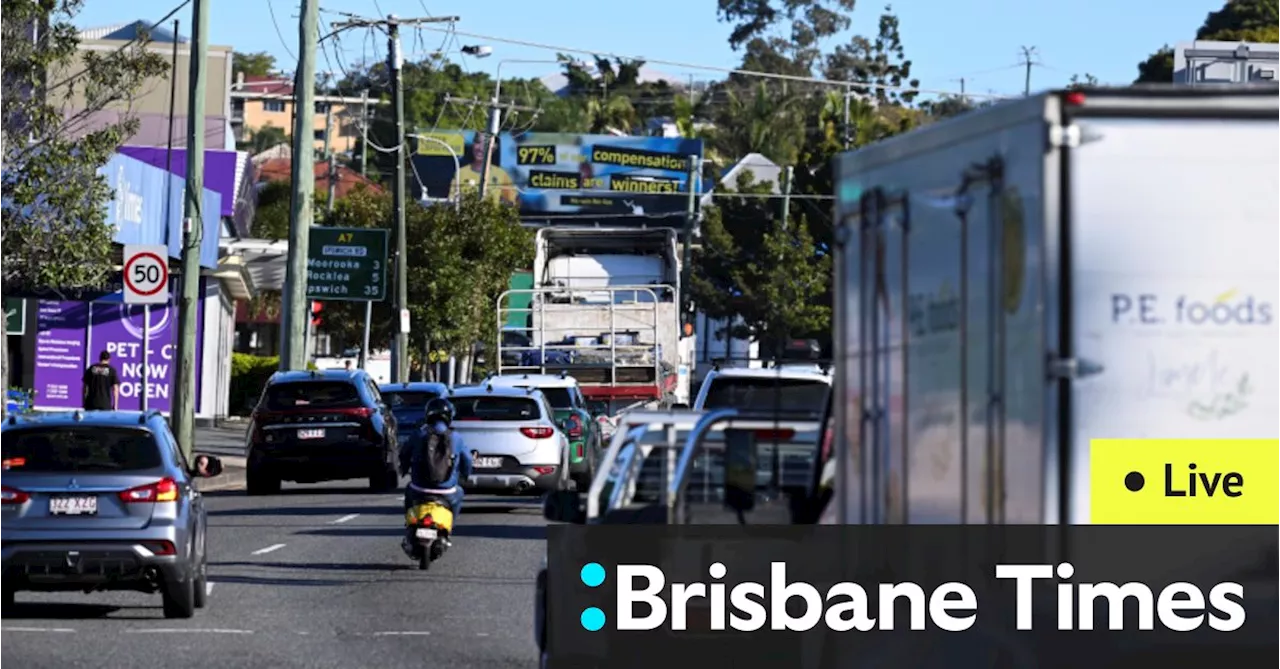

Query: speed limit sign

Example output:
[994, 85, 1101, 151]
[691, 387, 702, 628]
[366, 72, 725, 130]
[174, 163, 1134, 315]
[123, 244, 170, 304]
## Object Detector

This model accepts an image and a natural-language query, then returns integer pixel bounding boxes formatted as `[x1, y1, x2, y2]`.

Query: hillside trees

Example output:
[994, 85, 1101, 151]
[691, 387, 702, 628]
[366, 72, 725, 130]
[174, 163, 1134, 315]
[1, 0, 168, 413]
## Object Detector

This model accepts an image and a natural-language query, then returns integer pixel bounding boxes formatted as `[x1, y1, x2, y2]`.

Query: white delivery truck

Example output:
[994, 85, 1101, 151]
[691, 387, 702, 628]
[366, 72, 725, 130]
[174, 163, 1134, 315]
[823, 85, 1278, 526]
[496, 227, 695, 414]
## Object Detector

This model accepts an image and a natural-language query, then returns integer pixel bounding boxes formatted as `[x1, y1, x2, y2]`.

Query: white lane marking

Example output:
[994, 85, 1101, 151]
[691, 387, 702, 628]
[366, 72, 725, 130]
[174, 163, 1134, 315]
[251, 543, 286, 556]
[205, 581, 215, 596]
[475, 632, 490, 637]
[330, 513, 360, 524]
[372, 631, 432, 636]
[2, 627, 76, 633]
[126, 628, 253, 634]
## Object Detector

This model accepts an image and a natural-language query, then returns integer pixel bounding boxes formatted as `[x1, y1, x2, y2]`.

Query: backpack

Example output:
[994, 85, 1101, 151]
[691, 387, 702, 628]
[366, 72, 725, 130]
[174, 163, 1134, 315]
[412, 430, 456, 488]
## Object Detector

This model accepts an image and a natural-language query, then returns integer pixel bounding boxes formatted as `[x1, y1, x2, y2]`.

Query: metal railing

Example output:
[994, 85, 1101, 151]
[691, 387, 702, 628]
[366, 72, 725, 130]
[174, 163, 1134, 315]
[496, 285, 677, 387]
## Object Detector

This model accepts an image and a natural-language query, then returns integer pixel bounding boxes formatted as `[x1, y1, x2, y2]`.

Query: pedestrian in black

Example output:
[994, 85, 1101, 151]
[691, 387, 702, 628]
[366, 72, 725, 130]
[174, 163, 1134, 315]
[83, 350, 120, 411]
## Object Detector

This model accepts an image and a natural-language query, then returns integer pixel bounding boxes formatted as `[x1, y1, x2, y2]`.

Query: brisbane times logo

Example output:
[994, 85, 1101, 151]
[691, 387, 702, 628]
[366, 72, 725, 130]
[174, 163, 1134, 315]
[573, 561, 1247, 633]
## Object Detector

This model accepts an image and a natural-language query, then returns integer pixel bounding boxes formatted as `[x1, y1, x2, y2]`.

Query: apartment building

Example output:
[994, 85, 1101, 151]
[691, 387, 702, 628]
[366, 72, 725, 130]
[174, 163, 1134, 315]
[70, 21, 234, 149]
[230, 73, 374, 154]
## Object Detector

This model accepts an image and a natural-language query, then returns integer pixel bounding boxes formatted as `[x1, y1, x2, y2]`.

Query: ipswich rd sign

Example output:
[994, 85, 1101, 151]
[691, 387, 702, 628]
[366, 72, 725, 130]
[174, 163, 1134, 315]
[306, 227, 389, 302]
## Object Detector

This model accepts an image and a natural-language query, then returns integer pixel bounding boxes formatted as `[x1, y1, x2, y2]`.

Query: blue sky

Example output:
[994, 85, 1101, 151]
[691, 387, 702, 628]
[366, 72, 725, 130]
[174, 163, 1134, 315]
[76, 0, 1219, 98]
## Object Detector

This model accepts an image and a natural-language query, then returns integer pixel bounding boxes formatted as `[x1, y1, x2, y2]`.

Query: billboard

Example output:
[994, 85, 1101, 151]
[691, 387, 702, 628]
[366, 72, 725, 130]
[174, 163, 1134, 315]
[411, 131, 704, 217]
[32, 279, 206, 413]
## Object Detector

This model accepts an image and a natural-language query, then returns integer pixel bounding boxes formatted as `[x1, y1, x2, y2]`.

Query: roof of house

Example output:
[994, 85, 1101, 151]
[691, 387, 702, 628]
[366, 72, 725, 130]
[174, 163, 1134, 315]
[255, 158, 385, 200]
[236, 74, 295, 96]
[79, 20, 187, 43]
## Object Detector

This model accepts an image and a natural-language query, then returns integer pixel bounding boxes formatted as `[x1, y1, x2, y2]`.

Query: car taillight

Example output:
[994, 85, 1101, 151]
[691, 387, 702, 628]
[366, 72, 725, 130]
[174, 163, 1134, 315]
[141, 540, 176, 556]
[521, 427, 555, 439]
[566, 415, 583, 438]
[533, 466, 557, 476]
[335, 407, 374, 418]
[821, 425, 834, 461]
[1, 486, 30, 505]
[119, 477, 179, 503]
[755, 428, 795, 441]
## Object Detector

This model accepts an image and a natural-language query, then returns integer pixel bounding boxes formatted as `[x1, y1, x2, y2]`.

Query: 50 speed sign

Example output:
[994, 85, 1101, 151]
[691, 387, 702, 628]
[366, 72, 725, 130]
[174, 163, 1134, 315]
[123, 244, 170, 304]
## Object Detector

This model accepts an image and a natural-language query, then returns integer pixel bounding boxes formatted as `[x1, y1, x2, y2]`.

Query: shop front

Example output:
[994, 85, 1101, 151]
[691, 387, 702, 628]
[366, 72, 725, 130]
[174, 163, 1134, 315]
[7, 152, 235, 420]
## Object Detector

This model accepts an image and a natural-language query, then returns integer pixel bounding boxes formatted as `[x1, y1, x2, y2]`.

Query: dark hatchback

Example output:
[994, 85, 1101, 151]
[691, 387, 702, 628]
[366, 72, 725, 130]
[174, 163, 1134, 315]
[378, 381, 449, 446]
[245, 370, 399, 495]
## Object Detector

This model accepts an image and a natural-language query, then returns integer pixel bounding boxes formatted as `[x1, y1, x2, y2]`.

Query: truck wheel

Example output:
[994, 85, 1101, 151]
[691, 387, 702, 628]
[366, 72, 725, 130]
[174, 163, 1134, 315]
[162, 576, 196, 619]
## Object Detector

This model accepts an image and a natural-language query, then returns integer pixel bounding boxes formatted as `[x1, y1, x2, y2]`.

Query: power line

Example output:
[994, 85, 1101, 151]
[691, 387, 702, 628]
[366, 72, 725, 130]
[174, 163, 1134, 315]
[416, 25, 1007, 101]
[46, 0, 194, 94]
[267, 0, 297, 61]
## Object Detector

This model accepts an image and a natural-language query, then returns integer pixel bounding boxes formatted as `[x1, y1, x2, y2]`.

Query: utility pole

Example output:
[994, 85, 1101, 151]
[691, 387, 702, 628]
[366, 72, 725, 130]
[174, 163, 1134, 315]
[456, 95, 537, 200]
[359, 89, 369, 177]
[330, 13, 459, 383]
[1020, 46, 1038, 96]
[779, 165, 793, 229]
[678, 154, 700, 328]
[172, 0, 208, 458]
[280, 0, 320, 372]
[324, 103, 336, 213]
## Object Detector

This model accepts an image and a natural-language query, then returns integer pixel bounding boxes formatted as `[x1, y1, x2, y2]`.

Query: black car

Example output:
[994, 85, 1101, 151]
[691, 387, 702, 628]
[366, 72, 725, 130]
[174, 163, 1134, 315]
[245, 369, 399, 495]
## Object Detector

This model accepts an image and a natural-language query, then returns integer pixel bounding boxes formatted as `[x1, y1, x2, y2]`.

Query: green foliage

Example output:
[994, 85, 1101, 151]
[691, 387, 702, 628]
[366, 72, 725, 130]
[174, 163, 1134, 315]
[315, 190, 533, 370]
[1136, 0, 1279, 82]
[242, 124, 288, 154]
[1, 0, 167, 294]
[690, 173, 831, 348]
[1068, 73, 1099, 90]
[232, 51, 276, 78]
[229, 353, 278, 414]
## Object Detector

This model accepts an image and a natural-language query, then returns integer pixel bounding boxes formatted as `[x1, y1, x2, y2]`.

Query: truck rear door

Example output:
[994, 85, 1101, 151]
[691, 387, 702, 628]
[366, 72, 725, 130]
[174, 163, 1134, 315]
[1057, 90, 1278, 523]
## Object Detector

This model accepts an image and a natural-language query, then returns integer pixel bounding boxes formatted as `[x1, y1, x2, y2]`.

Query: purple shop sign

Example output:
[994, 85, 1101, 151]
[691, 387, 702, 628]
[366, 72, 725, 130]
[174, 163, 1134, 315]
[33, 280, 206, 413]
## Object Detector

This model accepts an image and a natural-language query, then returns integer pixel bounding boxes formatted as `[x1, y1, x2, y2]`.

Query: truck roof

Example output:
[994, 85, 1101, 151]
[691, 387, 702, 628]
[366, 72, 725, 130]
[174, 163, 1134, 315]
[705, 366, 833, 384]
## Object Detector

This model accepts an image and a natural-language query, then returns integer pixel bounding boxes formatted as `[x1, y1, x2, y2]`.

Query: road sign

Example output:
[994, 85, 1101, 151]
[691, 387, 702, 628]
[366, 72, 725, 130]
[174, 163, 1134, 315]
[123, 244, 170, 304]
[306, 227, 389, 302]
[5, 298, 26, 335]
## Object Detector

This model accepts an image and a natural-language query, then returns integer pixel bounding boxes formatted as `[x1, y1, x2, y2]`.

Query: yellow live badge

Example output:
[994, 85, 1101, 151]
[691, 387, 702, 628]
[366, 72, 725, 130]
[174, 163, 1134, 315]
[1090, 439, 1279, 524]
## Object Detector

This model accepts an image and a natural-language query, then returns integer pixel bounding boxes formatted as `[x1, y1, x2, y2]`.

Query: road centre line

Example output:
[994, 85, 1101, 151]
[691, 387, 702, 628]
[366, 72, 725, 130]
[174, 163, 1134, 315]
[2, 627, 76, 633]
[251, 543, 287, 556]
[330, 513, 360, 524]
[372, 631, 432, 636]
[125, 628, 253, 634]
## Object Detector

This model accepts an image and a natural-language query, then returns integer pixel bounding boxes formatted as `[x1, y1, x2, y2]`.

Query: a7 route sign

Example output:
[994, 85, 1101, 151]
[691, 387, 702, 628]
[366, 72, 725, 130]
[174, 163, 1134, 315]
[306, 227, 389, 302]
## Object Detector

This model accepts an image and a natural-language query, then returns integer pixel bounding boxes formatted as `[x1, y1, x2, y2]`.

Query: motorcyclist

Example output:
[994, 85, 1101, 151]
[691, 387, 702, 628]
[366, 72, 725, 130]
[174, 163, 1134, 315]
[398, 397, 471, 549]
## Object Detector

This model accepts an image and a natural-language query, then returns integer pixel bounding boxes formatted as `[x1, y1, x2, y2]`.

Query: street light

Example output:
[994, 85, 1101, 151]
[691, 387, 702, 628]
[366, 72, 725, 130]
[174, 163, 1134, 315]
[407, 133, 461, 211]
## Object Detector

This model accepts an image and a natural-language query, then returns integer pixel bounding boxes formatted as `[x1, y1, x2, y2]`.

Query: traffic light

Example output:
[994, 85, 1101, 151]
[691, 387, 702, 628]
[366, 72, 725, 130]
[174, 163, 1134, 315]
[310, 301, 324, 328]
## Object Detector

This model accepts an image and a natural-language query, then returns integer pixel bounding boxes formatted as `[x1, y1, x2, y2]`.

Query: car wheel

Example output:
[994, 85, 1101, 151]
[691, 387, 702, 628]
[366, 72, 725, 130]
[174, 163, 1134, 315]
[246, 466, 281, 496]
[162, 574, 196, 619]
[2, 583, 15, 611]
[193, 548, 208, 609]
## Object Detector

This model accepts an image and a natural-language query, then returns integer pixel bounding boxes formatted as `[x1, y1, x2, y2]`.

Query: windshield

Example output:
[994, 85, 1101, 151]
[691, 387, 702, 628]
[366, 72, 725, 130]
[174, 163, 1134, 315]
[264, 381, 362, 410]
[453, 397, 542, 421]
[527, 387, 572, 408]
[381, 390, 442, 425]
[2, 427, 163, 473]
[701, 377, 830, 416]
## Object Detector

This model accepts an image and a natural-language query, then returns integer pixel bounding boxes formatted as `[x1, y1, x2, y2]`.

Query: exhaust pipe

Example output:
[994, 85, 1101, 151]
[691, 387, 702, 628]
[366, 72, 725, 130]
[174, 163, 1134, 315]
[516, 481, 532, 493]
[142, 567, 162, 592]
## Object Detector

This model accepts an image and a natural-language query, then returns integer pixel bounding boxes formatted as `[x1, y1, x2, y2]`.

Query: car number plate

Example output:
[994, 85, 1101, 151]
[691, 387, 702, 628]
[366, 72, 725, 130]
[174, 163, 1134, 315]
[297, 428, 325, 439]
[49, 495, 98, 516]
[473, 457, 502, 469]
[416, 528, 438, 540]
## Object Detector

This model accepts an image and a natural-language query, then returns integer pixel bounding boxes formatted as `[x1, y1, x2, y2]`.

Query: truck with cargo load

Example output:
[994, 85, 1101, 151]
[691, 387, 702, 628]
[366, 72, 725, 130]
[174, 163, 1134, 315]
[495, 227, 694, 415]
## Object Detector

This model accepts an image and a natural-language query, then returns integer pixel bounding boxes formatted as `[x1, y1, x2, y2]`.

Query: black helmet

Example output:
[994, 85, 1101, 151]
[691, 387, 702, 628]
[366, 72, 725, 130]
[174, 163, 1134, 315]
[424, 397, 455, 426]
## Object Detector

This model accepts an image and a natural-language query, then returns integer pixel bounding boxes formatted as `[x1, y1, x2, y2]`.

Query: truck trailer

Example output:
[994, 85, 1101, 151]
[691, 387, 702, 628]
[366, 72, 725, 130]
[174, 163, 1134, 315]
[826, 85, 1278, 526]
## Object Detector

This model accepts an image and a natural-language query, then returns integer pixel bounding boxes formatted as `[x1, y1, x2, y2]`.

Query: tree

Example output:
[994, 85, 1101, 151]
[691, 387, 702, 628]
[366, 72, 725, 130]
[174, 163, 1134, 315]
[232, 51, 276, 78]
[1135, 0, 1279, 83]
[689, 173, 831, 351]
[242, 123, 288, 154]
[2, 0, 167, 295]
[717, 0, 856, 76]
[824, 6, 920, 107]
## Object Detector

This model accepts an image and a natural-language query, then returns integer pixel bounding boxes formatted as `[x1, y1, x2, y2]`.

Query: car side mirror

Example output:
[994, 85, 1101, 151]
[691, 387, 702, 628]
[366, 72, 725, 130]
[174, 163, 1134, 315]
[192, 454, 223, 478]
[543, 489, 586, 524]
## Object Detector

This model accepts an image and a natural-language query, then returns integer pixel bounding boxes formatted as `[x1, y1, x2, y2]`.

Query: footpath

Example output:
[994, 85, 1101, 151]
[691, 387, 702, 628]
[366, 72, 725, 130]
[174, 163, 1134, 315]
[194, 420, 249, 492]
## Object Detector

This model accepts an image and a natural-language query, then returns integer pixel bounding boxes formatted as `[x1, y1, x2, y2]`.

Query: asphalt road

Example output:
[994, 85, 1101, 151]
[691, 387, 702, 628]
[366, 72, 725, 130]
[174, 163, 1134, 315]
[1, 473, 547, 668]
